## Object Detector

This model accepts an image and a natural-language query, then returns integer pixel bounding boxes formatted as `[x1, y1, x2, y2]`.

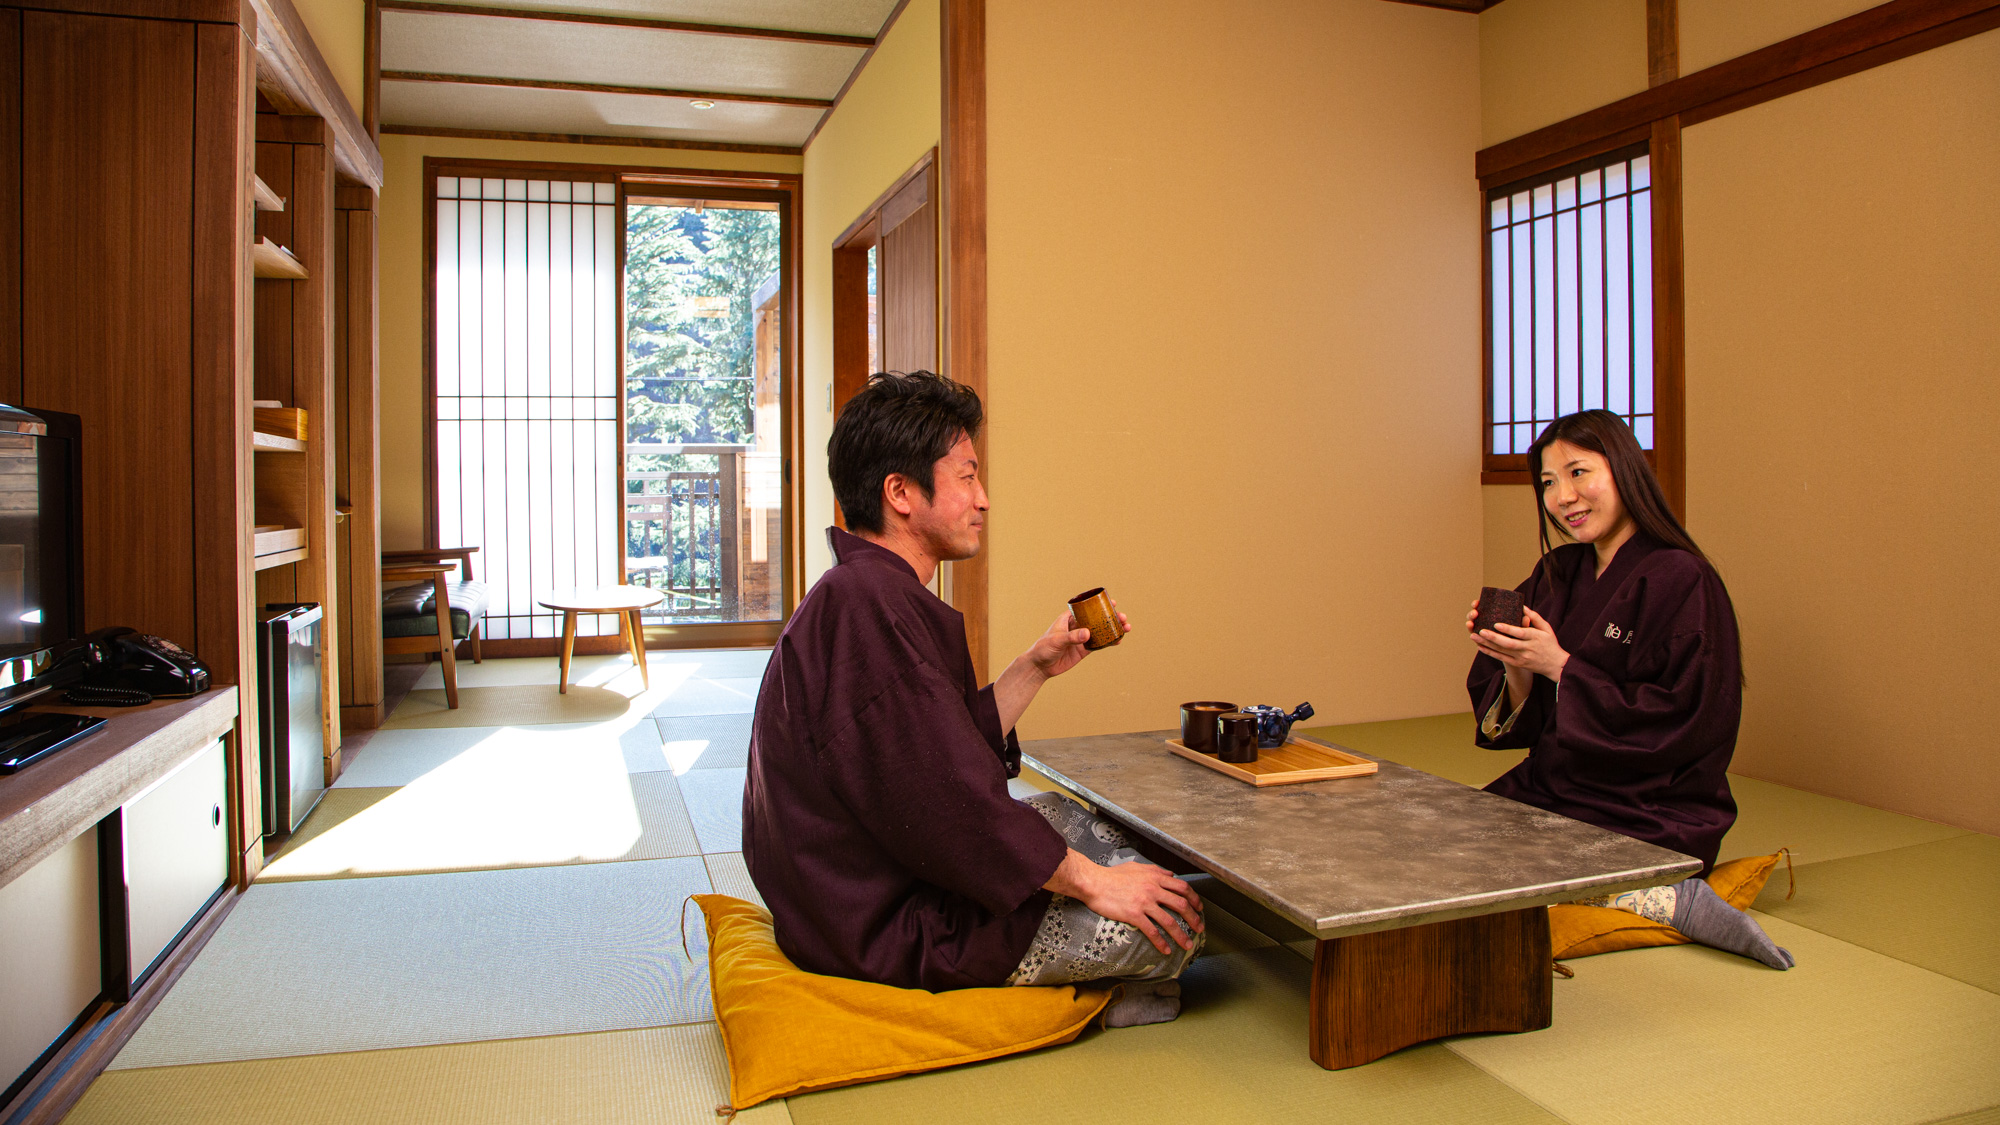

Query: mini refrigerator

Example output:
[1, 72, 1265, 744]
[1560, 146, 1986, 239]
[258, 603, 325, 836]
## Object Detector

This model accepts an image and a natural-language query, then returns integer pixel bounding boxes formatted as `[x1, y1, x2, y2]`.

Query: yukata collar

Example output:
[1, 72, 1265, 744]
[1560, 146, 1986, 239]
[826, 526, 922, 585]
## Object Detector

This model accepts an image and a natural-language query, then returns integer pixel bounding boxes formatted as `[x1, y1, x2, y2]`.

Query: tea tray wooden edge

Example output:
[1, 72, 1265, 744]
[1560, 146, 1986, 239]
[1164, 736, 1379, 786]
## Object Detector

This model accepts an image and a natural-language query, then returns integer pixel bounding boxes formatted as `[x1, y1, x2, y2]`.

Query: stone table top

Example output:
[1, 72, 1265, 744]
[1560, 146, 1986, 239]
[1020, 730, 1701, 940]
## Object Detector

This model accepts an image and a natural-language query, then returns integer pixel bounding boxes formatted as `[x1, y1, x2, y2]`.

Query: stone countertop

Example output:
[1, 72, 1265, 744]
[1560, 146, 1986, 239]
[1021, 729, 1701, 940]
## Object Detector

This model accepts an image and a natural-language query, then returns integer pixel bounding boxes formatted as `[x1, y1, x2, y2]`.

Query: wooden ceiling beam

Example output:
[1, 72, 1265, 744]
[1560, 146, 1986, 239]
[382, 70, 834, 108]
[377, 1, 876, 47]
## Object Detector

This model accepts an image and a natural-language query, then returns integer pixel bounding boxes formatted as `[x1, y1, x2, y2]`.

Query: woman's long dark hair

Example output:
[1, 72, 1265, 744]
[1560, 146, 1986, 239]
[1527, 410, 1711, 567]
[1529, 411, 1743, 687]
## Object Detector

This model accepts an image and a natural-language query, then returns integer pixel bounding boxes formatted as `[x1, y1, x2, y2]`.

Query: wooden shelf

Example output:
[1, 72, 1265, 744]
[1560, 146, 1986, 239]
[252, 174, 285, 212]
[253, 527, 306, 556]
[252, 430, 307, 453]
[252, 237, 308, 280]
[254, 546, 307, 571]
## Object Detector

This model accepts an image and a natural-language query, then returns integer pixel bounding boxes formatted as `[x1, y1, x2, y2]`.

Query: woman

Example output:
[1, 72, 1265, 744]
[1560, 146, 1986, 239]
[1467, 410, 1791, 969]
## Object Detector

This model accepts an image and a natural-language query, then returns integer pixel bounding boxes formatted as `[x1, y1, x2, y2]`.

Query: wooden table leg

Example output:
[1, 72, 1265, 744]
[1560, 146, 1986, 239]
[558, 610, 577, 694]
[1308, 907, 1550, 1070]
[626, 609, 650, 689]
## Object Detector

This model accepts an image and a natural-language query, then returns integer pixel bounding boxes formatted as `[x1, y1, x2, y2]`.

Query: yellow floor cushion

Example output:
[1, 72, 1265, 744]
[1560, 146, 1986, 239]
[1550, 851, 1791, 960]
[693, 894, 1112, 1111]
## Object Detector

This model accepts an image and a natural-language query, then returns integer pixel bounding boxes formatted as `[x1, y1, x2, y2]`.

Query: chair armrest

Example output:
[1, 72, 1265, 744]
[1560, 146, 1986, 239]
[382, 546, 480, 581]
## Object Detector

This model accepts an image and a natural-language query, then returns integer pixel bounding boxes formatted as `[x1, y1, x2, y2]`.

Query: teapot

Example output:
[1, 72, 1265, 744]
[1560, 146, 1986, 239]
[1241, 702, 1314, 749]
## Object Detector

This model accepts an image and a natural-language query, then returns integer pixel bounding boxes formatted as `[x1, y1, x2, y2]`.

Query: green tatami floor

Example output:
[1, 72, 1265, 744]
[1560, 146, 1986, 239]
[62, 677, 2000, 1125]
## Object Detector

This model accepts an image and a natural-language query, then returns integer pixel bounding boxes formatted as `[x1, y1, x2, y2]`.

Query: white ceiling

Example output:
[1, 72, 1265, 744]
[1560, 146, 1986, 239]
[379, 0, 904, 150]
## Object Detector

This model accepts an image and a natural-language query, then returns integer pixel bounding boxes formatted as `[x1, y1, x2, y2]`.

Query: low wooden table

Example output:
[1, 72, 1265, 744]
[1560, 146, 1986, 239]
[1021, 730, 1699, 1069]
[536, 586, 666, 694]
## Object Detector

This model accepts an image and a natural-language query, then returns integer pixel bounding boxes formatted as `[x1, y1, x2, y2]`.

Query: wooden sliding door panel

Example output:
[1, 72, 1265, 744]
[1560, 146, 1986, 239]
[880, 169, 937, 373]
[333, 197, 381, 727]
[21, 10, 196, 642]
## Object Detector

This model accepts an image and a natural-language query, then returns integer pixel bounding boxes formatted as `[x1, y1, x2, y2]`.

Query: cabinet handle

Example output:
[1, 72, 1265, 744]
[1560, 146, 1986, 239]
[212, 804, 222, 827]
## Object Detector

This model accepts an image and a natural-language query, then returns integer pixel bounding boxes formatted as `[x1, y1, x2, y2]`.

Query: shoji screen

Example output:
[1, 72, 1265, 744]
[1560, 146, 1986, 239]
[434, 176, 620, 639]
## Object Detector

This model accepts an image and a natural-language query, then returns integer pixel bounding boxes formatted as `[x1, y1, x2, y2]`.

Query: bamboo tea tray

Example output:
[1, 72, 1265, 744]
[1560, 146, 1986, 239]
[1165, 736, 1379, 786]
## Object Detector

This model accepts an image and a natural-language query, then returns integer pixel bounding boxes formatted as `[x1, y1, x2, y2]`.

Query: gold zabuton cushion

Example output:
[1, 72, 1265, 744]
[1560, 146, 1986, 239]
[693, 894, 1112, 1111]
[1549, 852, 1788, 960]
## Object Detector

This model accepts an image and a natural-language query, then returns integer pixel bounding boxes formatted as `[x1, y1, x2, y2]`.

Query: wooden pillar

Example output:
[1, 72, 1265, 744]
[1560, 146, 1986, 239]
[941, 0, 989, 682]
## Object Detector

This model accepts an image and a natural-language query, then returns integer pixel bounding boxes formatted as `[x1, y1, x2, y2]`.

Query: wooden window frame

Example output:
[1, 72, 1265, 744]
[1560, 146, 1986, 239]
[1478, 138, 1680, 505]
[421, 156, 804, 653]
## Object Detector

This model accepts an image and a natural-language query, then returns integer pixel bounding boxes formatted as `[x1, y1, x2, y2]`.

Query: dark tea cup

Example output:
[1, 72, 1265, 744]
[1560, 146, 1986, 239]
[1179, 701, 1235, 755]
[1216, 712, 1260, 764]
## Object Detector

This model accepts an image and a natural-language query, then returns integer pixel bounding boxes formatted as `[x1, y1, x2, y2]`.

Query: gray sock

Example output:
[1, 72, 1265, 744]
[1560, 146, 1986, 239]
[1671, 877, 1794, 970]
[1103, 979, 1181, 1027]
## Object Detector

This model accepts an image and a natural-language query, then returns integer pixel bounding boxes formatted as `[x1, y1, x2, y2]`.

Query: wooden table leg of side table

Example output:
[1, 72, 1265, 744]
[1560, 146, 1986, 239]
[1308, 906, 1551, 1070]
[626, 609, 650, 689]
[558, 611, 577, 694]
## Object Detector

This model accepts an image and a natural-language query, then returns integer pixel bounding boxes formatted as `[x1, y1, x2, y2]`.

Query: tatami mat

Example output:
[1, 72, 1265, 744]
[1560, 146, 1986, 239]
[1720, 774, 1969, 864]
[1752, 833, 2000, 995]
[657, 713, 754, 772]
[386, 684, 664, 729]
[72, 1024, 791, 1125]
[678, 766, 746, 853]
[113, 858, 716, 1068]
[336, 719, 672, 788]
[649, 677, 761, 717]
[258, 769, 701, 881]
[702, 852, 765, 908]
[787, 944, 1564, 1125]
[410, 653, 636, 691]
[1446, 913, 2000, 1125]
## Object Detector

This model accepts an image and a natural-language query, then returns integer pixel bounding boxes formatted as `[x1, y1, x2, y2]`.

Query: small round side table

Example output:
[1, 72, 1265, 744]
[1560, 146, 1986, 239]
[537, 586, 667, 693]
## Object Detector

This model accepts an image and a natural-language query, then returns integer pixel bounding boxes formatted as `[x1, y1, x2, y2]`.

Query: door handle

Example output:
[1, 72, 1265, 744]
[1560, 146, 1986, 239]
[212, 804, 222, 828]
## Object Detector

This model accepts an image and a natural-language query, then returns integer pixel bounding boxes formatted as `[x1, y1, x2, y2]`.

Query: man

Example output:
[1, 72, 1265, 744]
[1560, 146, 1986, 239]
[742, 371, 1203, 1024]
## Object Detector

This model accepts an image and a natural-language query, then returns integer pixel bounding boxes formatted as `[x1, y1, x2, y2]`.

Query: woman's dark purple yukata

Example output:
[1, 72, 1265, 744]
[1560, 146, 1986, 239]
[741, 528, 1066, 991]
[1469, 536, 1743, 874]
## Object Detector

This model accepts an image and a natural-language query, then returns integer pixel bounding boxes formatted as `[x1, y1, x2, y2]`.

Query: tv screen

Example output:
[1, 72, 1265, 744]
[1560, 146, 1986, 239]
[0, 405, 80, 666]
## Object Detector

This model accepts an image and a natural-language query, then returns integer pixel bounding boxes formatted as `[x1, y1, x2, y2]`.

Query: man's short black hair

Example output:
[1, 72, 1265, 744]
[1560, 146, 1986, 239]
[828, 371, 983, 534]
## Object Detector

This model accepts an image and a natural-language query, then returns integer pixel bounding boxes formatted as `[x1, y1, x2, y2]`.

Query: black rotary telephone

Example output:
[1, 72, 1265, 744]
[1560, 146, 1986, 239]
[51, 627, 212, 705]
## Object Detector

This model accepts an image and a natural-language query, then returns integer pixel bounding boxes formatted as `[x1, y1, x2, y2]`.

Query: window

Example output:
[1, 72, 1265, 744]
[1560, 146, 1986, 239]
[1485, 143, 1653, 474]
[433, 175, 622, 642]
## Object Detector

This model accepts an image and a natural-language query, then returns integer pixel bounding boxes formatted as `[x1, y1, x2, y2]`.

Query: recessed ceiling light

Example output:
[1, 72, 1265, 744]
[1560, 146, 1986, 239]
[689, 99, 717, 110]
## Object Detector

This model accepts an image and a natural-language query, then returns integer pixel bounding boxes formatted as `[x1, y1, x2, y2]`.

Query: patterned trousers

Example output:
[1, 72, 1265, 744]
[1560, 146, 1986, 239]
[1005, 792, 1205, 987]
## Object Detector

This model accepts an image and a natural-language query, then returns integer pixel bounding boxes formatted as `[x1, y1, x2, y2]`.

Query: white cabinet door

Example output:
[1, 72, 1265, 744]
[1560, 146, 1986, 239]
[124, 738, 228, 983]
[0, 830, 101, 1094]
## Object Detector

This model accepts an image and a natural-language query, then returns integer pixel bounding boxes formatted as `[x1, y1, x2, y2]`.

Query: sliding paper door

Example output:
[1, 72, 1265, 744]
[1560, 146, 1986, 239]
[433, 175, 620, 640]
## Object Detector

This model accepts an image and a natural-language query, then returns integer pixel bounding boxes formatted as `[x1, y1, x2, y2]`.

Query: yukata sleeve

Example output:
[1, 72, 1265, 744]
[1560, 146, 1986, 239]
[816, 659, 1066, 917]
[1468, 566, 1554, 750]
[1550, 577, 1736, 776]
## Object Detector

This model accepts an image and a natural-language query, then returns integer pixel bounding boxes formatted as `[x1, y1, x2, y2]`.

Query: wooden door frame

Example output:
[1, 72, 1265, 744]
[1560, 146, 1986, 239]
[419, 157, 803, 655]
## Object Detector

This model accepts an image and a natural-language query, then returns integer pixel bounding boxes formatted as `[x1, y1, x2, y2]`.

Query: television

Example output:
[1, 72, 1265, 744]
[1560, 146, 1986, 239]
[0, 403, 99, 771]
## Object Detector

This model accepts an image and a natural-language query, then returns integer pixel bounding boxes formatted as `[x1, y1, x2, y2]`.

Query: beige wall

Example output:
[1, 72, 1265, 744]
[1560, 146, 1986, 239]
[799, 0, 941, 584]
[375, 135, 801, 550]
[1483, 483, 1542, 589]
[1479, 0, 1646, 147]
[1679, 0, 1880, 74]
[1682, 29, 2000, 834]
[291, 0, 367, 119]
[984, 0, 1482, 738]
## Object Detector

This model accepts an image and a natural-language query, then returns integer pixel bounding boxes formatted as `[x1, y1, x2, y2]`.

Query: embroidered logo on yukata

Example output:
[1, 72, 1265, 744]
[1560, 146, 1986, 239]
[1604, 623, 1636, 644]
[1604, 623, 1621, 639]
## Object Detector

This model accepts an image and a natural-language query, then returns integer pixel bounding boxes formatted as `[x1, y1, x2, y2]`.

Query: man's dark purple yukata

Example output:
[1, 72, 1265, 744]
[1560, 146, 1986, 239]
[1469, 535, 1743, 874]
[742, 528, 1067, 991]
